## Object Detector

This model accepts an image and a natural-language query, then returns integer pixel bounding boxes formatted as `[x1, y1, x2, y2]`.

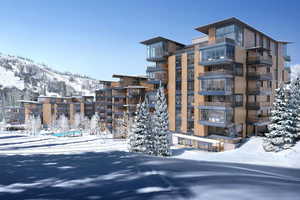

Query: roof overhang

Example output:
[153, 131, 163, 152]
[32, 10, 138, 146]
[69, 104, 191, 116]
[112, 74, 148, 80]
[140, 36, 185, 46]
[195, 17, 290, 43]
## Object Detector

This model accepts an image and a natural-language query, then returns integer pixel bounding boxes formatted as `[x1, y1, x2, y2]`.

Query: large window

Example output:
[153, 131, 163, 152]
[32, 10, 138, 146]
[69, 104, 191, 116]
[201, 79, 233, 92]
[200, 109, 233, 124]
[147, 42, 165, 59]
[187, 52, 194, 66]
[216, 24, 243, 46]
[201, 45, 235, 63]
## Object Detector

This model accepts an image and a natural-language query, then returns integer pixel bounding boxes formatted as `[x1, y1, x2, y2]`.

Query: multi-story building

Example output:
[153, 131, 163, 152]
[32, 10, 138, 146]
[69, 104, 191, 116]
[3, 106, 25, 125]
[20, 95, 94, 128]
[95, 74, 153, 134]
[141, 17, 291, 151]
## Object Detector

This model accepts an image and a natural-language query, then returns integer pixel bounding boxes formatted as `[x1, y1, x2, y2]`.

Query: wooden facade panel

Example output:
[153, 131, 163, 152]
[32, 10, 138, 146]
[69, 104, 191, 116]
[244, 28, 255, 48]
[168, 55, 176, 131]
[181, 53, 188, 133]
[194, 49, 207, 137]
[42, 104, 52, 126]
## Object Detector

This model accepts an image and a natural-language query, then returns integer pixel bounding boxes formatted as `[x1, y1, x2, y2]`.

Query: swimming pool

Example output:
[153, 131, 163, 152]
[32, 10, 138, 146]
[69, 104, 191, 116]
[53, 131, 82, 137]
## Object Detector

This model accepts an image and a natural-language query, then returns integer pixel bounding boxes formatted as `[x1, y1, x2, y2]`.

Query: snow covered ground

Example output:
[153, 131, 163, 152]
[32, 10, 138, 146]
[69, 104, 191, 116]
[173, 137, 300, 169]
[0, 132, 127, 155]
[0, 133, 299, 169]
[0, 133, 300, 200]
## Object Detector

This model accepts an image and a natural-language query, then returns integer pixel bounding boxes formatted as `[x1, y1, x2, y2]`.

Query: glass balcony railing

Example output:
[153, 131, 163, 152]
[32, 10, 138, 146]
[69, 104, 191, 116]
[247, 116, 270, 125]
[247, 87, 272, 95]
[247, 72, 272, 80]
[246, 102, 272, 110]
[199, 108, 233, 128]
[146, 66, 166, 73]
[247, 55, 273, 66]
[199, 101, 235, 107]
[199, 40, 235, 66]
[199, 79, 233, 95]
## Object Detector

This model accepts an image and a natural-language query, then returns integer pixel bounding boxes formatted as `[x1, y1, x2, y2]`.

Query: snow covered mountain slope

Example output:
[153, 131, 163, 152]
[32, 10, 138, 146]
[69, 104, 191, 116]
[0, 53, 99, 96]
[0, 53, 100, 120]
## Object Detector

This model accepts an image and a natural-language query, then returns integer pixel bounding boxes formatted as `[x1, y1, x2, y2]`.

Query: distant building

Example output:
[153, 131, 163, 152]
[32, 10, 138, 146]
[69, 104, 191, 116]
[95, 75, 154, 133]
[19, 95, 94, 128]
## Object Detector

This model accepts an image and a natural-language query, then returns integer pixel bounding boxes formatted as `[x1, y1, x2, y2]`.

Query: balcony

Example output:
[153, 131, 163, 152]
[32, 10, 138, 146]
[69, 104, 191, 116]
[247, 72, 272, 80]
[199, 70, 234, 79]
[112, 95, 126, 99]
[246, 102, 271, 110]
[247, 87, 272, 95]
[247, 116, 270, 126]
[146, 66, 166, 73]
[199, 79, 233, 96]
[199, 101, 235, 107]
[247, 55, 272, 66]
[199, 119, 233, 128]
[199, 39, 235, 66]
[199, 108, 233, 128]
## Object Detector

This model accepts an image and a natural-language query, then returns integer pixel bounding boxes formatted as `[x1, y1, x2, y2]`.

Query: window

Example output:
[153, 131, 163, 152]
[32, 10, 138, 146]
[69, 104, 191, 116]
[201, 79, 233, 92]
[235, 63, 243, 76]
[201, 45, 235, 63]
[176, 55, 182, 68]
[200, 109, 233, 124]
[188, 68, 194, 80]
[176, 81, 181, 91]
[187, 52, 194, 66]
[235, 94, 243, 106]
[216, 24, 243, 46]
[268, 81, 272, 88]
[267, 95, 270, 102]
[147, 42, 165, 59]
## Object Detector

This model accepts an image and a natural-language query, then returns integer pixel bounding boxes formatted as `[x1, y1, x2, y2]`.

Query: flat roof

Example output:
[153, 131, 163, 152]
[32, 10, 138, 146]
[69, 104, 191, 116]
[140, 36, 185, 46]
[195, 17, 290, 43]
[112, 74, 148, 80]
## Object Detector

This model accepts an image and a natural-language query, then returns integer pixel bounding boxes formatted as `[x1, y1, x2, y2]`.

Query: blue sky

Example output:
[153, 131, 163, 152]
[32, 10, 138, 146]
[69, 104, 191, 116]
[0, 0, 299, 80]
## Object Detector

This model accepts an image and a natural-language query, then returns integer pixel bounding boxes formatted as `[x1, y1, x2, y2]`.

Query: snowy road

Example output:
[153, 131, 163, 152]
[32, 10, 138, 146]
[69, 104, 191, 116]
[0, 134, 300, 200]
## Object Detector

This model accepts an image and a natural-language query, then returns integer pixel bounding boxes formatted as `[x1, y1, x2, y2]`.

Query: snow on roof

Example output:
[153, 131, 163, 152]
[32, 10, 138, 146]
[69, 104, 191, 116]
[18, 100, 41, 104]
[125, 86, 147, 89]
[173, 133, 220, 145]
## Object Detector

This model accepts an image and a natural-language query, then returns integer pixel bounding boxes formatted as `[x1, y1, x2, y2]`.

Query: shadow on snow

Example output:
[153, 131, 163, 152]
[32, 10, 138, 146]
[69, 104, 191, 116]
[0, 151, 300, 200]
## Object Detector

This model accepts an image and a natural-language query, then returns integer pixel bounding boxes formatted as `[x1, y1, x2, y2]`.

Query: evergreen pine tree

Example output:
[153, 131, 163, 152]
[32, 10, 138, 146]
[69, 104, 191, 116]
[128, 99, 151, 153]
[152, 86, 171, 156]
[290, 77, 300, 139]
[264, 85, 298, 152]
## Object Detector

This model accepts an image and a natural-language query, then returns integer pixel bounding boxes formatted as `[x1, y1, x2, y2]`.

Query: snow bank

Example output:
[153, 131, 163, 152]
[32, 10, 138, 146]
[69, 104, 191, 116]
[173, 137, 300, 168]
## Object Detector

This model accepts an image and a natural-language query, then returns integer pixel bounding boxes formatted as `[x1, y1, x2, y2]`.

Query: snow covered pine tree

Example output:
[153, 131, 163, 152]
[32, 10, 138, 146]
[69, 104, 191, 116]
[153, 85, 171, 156]
[290, 77, 300, 139]
[264, 85, 298, 152]
[128, 99, 151, 153]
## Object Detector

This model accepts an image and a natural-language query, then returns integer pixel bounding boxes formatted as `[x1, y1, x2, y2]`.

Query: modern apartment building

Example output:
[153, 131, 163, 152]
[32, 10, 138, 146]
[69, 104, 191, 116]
[141, 17, 291, 151]
[20, 95, 93, 127]
[95, 74, 154, 134]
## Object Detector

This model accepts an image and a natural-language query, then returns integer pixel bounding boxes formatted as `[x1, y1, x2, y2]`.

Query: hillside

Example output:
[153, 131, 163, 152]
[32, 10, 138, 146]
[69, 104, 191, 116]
[0, 53, 100, 119]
